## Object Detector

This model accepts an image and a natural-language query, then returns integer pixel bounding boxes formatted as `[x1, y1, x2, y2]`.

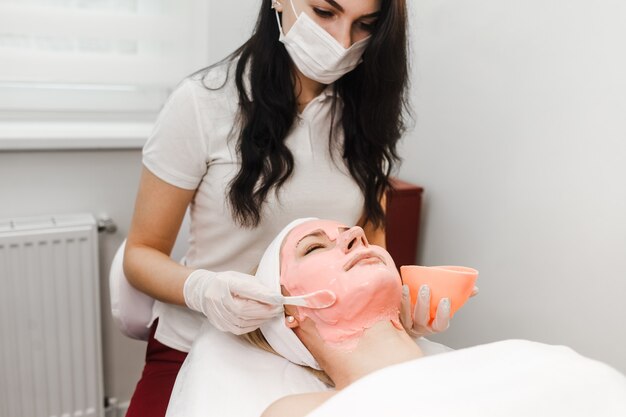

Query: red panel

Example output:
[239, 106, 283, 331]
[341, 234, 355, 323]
[385, 178, 423, 267]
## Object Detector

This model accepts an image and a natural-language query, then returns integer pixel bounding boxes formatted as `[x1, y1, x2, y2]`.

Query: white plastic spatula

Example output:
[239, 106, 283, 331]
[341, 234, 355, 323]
[276, 289, 336, 309]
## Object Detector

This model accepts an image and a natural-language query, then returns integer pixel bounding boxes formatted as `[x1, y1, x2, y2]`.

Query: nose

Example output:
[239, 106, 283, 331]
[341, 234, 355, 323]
[338, 226, 368, 253]
[335, 22, 353, 49]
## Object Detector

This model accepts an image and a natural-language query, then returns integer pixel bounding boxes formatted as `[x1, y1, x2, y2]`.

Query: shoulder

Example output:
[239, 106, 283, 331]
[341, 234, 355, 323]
[187, 58, 241, 97]
[164, 58, 243, 120]
[261, 391, 336, 417]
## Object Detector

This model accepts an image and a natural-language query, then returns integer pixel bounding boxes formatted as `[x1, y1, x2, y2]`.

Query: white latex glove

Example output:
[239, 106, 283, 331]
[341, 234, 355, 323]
[183, 269, 282, 335]
[400, 284, 480, 338]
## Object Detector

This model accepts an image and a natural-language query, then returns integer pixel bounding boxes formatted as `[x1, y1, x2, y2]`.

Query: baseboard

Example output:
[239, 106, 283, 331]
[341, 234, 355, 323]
[104, 398, 130, 417]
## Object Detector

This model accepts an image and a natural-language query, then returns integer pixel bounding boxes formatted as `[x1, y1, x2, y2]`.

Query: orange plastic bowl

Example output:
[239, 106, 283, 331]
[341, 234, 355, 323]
[400, 265, 478, 319]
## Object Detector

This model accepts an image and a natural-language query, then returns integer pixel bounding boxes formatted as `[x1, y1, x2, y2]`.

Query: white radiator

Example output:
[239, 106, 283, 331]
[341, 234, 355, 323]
[0, 214, 104, 417]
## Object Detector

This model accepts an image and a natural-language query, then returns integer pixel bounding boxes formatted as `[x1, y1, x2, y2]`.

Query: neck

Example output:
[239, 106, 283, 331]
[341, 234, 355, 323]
[294, 67, 326, 113]
[312, 321, 424, 390]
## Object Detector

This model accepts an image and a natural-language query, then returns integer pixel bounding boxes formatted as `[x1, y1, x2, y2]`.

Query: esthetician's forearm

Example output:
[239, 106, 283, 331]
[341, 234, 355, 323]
[123, 243, 192, 306]
[123, 166, 196, 306]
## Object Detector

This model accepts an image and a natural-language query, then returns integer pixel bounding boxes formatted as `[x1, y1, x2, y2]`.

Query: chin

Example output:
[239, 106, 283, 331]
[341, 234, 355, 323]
[354, 261, 401, 283]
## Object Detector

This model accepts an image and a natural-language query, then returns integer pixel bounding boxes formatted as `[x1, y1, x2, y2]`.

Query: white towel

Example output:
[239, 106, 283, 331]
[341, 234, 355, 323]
[307, 339, 626, 417]
[256, 217, 322, 370]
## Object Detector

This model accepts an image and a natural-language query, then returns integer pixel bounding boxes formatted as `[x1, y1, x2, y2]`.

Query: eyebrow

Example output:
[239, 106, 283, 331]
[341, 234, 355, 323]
[361, 11, 380, 19]
[294, 226, 350, 249]
[324, 0, 344, 12]
[296, 230, 328, 248]
[324, 0, 380, 18]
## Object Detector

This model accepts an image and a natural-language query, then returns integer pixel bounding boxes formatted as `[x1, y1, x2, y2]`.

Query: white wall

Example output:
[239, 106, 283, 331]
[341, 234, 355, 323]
[206, 0, 259, 62]
[0, 0, 260, 406]
[401, 0, 626, 373]
[0, 150, 147, 402]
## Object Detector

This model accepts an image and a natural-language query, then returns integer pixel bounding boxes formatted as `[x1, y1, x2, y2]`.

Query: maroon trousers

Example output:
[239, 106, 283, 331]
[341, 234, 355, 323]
[126, 321, 187, 417]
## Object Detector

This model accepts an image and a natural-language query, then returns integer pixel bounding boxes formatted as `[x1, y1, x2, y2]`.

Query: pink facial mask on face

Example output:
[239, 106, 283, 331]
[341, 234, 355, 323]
[280, 220, 403, 351]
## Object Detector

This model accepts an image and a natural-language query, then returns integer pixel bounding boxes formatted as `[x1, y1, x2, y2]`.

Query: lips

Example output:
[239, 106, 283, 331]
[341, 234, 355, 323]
[344, 249, 385, 271]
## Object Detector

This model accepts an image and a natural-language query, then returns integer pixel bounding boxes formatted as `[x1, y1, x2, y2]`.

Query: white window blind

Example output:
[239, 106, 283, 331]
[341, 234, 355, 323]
[0, 0, 209, 118]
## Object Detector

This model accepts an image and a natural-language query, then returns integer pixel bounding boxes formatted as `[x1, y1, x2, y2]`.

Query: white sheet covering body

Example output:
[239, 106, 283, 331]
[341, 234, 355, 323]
[165, 322, 452, 417]
[308, 339, 626, 417]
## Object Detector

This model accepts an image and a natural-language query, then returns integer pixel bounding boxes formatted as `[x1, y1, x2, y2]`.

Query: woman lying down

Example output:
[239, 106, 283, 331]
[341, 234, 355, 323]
[166, 218, 626, 417]
[251, 217, 428, 415]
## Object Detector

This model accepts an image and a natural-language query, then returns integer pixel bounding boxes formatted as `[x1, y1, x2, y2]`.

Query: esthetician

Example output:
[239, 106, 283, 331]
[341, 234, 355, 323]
[123, 1, 459, 415]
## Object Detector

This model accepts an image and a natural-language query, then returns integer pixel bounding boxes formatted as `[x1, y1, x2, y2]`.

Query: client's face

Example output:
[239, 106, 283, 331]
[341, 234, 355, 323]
[280, 219, 403, 350]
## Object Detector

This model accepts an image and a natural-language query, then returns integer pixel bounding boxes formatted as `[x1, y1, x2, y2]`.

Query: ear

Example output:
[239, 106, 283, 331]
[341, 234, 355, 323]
[284, 315, 300, 329]
[272, 1, 284, 13]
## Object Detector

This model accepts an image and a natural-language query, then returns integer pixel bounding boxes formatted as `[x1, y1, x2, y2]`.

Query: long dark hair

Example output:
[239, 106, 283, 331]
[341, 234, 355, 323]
[207, 0, 409, 228]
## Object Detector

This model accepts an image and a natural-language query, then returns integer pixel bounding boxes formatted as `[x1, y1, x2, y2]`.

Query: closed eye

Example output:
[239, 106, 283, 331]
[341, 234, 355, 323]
[304, 243, 326, 255]
[313, 7, 335, 19]
[359, 20, 378, 32]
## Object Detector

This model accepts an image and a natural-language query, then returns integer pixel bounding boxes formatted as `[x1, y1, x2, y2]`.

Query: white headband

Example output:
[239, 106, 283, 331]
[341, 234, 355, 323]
[257, 217, 322, 370]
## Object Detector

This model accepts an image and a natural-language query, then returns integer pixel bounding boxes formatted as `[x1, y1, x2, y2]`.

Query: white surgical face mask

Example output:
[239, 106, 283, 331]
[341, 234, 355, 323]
[276, 0, 371, 84]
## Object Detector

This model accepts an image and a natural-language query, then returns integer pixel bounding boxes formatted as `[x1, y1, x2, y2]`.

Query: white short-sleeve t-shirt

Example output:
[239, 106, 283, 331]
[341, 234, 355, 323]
[142, 61, 365, 351]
